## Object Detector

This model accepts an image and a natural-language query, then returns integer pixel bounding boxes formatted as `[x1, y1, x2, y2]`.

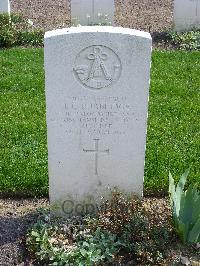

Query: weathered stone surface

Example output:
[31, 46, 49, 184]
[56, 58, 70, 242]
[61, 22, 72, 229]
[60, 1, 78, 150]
[0, 0, 10, 14]
[71, 0, 114, 26]
[174, 0, 200, 31]
[44, 26, 152, 215]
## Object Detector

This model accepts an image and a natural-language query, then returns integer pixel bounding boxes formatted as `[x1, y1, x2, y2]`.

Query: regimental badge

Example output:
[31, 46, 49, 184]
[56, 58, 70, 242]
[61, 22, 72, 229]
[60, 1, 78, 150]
[74, 45, 122, 89]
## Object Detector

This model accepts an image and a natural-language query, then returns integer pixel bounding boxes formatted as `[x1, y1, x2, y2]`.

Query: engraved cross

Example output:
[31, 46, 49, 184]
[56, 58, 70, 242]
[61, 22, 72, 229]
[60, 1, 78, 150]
[83, 139, 109, 175]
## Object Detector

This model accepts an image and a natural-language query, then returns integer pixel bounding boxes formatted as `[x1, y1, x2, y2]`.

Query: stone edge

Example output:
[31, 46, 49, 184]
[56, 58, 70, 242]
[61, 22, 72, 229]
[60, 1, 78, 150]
[44, 26, 152, 40]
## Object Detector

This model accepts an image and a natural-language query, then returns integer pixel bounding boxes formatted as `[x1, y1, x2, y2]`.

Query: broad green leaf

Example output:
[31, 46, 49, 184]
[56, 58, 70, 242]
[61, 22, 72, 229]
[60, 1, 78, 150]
[176, 168, 190, 193]
[80, 248, 87, 256]
[31, 230, 39, 237]
[192, 186, 200, 223]
[177, 220, 188, 243]
[169, 169, 200, 244]
[179, 185, 194, 225]
[188, 217, 200, 243]
[169, 171, 175, 206]
[174, 168, 190, 218]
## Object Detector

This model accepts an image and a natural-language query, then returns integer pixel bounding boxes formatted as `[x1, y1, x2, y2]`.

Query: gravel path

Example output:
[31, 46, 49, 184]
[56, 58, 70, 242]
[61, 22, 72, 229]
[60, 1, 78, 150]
[0, 199, 48, 265]
[10, 0, 173, 32]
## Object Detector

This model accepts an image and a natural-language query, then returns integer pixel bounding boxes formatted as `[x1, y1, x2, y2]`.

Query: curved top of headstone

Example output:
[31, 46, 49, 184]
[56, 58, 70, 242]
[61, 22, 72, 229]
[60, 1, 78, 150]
[45, 26, 151, 40]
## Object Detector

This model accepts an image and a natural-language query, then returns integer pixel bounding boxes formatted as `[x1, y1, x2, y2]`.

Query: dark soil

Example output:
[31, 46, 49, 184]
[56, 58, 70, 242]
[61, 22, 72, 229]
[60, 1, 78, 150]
[0, 199, 48, 265]
[10, 0, 173, 33]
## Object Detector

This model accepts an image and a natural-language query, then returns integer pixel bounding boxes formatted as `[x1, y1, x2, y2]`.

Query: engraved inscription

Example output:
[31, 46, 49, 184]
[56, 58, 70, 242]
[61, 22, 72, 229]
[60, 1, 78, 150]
[62, 96, 137, 137]
[74, 45, 122, 89]
[83, 139, 109, 175]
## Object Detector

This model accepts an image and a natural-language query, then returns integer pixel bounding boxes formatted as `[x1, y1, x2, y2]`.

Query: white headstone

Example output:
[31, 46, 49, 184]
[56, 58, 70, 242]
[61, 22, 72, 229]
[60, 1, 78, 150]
[45, 26, 152, 216]
[71, 0, 114, 26]
[0, 0, 10, 14]
[174, 0, 200, 31]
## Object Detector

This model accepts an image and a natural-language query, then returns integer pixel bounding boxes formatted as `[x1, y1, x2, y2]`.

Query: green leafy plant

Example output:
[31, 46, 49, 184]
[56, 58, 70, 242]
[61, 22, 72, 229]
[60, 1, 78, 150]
[169, 30, 200, 50]
[0, 14, 16, 47]
[0, 13, 44, 48]
[169, 169, 200, 243]
[81, 191, 172, 264]
[27, 192, 173, 265]
[26, 214, 120, 265]
[88, 190, 144, 234]
[16, 30, 44, 46]
[116, 215, 170, 265]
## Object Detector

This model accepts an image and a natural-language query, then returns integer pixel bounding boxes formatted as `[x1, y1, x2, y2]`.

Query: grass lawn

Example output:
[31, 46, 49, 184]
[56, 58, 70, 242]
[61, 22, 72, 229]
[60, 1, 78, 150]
[0, 48, 199, 197]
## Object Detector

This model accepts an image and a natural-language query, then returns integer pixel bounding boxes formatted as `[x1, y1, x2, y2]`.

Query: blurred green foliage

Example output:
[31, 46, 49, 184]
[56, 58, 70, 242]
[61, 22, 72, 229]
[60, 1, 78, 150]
[0, 13, 43, 48]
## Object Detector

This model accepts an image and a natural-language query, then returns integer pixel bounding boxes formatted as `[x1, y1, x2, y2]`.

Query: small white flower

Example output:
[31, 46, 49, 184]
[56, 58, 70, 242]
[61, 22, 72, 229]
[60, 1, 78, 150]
[27, 19, 34, 26]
